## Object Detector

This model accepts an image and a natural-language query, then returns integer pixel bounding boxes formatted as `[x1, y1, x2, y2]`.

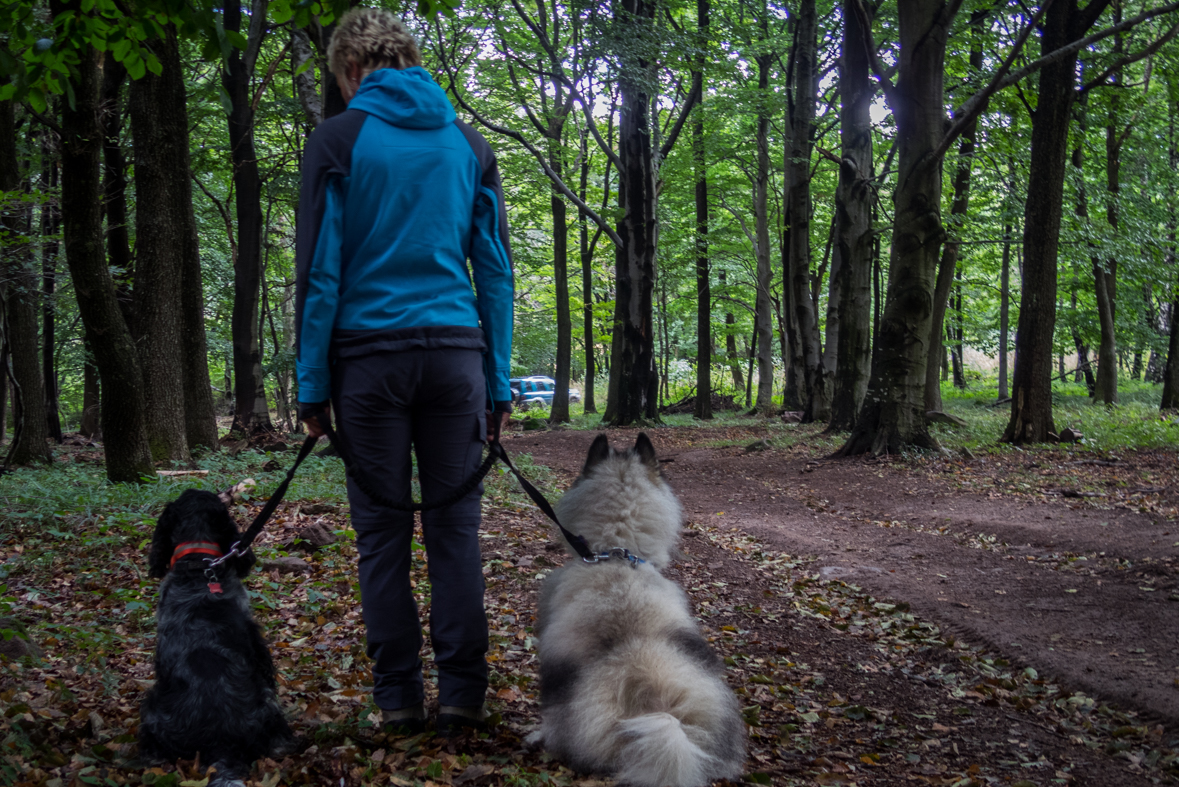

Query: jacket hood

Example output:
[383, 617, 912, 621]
[349, 67, 457, 129]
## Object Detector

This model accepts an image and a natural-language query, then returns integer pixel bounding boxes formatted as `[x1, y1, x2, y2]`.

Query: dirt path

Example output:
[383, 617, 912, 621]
[504, 423, 1179, 783]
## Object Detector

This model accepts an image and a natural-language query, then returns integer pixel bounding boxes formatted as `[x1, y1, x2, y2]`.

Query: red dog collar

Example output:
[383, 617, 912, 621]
[170, 541, 224, 568]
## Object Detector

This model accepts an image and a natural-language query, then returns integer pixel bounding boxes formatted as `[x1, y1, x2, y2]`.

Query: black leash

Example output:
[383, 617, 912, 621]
[209, 433, 321, 568]
[210, 426, 598, 566]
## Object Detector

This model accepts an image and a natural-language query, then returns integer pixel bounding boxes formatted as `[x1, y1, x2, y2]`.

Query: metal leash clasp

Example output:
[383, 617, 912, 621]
[583, 547, 645, 568]
[205, 541, 241, 569]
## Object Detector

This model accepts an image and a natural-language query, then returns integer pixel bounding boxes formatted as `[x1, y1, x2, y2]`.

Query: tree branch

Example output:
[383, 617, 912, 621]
[659, 69, 702, 161]
[1081, 18, 1179, 93]
[435, 42, 622, 248]
[718, 195, 759, 254]
[851, 0, 899, 109]
[996, 0, 1179, 95]
[928, 0, 1054, 165]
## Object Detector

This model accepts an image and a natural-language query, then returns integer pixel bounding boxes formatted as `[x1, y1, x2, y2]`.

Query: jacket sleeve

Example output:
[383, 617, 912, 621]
[296, 176, 346, 404]
[468, 154, 514, 405]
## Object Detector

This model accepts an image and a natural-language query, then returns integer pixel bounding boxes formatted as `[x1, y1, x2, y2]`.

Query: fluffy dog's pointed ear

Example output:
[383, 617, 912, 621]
[583, 433, 611, 473]
[148, 504, 177, 579]
[634, 433, 658, 468]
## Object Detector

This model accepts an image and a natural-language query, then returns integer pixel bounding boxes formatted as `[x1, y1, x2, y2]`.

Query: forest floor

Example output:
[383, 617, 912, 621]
[2, 413, 1179, 787]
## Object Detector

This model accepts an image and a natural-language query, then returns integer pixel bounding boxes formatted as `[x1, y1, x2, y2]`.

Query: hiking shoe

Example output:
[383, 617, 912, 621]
[381, 703, 426, 736]
[436, 704, 489, 736]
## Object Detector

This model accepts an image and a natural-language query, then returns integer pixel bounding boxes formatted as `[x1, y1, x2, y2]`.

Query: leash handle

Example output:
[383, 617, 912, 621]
[219, 423, 595, 566]
[322, 422, 498, 513]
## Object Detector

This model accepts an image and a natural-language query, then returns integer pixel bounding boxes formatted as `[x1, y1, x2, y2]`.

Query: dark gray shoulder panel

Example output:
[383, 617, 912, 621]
[295, 109, 369, 364]
[454, 118, 514, 264]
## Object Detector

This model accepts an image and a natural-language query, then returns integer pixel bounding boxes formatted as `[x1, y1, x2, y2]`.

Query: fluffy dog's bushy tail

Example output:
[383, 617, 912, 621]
[615, 712, 719, 787]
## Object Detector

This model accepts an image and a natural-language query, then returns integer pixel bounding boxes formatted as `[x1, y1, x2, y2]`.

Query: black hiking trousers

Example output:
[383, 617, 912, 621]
[332, 347, 489, 710]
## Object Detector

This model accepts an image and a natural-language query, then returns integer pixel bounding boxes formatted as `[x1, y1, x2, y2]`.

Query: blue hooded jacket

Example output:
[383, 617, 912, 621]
[295, 67, 514, 407]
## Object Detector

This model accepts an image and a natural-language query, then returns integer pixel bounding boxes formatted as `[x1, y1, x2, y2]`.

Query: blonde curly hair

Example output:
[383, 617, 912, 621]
[328, 7, 422, 77]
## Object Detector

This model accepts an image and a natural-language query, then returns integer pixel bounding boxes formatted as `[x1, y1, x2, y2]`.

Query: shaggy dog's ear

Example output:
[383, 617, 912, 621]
[583, 433, 611, 474]
[148, 503, 178, 579]
[634, 433, 658, 468]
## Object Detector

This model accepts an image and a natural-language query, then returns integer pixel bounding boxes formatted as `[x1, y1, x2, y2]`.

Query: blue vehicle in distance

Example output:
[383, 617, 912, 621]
[509, 376, 580, 406]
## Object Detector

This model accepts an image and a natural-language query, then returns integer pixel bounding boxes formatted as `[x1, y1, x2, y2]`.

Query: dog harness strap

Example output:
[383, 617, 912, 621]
[170, 542, 224, 568]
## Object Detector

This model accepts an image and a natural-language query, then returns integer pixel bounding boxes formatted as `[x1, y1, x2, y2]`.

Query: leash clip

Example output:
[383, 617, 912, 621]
[584, 547, 645, 568]
[205, 541, 241, 569]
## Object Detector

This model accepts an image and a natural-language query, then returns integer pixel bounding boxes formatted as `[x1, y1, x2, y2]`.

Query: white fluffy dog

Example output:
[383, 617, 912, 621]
[531, 433, 745, 787]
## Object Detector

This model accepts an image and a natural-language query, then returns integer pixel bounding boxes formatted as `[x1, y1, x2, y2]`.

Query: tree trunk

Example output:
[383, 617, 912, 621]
[1163, 83, 1179, 409]
[605, 0, 659, 425]
[0, 340, 8, 444]
[100, 55, 133, 328]
[753, 38, 775, 414]
[925, 10, 984, 412]
[999, 224, 1011, 401]
[578, 130, 598, 414]
[693, 0, 712, 421]
[40, 132, 62, 443]
[789, 0, 822, 421]
[1, 100, 51, 465]
[1003, 0, 1085, 444]
[0, 340, 7, 444]
[51, 34, 153, 481]
[1093, 28, 1123, 405]
[225, 0, 273, 435]
[836, 0, 949, 456]
[550, 151, 572, 424]
[951, 273, 966, 387]
[291, 28, 323, 129]
[1163, 290, 1179, 408]
[80, 341, 101, 439]
[720, 270, 744, 391]
[826, 0, 874, 432]
[130, 28, 192, 463]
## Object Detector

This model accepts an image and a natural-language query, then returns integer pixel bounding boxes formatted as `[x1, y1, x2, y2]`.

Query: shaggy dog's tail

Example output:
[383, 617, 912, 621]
[615, 712, 719, 787]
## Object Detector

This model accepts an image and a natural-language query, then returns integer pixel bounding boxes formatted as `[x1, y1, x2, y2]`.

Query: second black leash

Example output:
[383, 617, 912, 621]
[219, 426, 597, 565]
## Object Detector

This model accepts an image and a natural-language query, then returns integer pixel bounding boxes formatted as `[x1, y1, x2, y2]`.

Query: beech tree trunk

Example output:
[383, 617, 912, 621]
[225, 0, 273, 435]
[1163, 290, 1179, 408]
[837, 0, 949, 456]
[605, 0, 660, 425]
[291, 28, 323, 129]
[40, 132, 62, 443]
[130, 28, 192, 463]
[51, 34, 153, 481]
[693, 0, 712, 421]
[550, 152, 572, 424]
[1093, 29, 1123, 405]
[752, 35, 775, 414]
[80, 342, 100, 440]
[1163, 80, 1179, 410]
[826, 0, 874, 432]
[926, 10, 985, 413]
[789, 0, 822, 421]
[1, 100, 51, 465]
[100, 55, 133, 327]
[578, 131, 598, 414]
[1004, 0, 1091, 444]
[999, 224, 1011, 401]
[720, 270, 744, 390]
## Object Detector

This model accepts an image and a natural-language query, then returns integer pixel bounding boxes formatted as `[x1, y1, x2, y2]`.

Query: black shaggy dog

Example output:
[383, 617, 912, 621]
[140, 489, 294, 785]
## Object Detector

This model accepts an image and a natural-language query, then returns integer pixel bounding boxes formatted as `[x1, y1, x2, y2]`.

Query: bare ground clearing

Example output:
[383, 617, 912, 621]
[506, 423, 1179, 784]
